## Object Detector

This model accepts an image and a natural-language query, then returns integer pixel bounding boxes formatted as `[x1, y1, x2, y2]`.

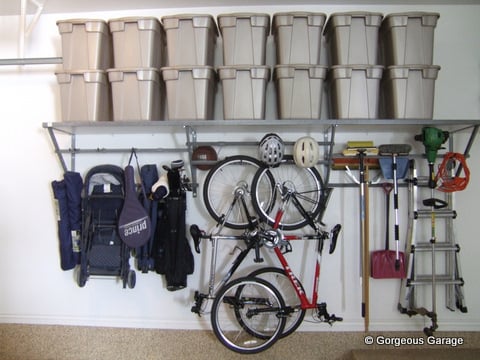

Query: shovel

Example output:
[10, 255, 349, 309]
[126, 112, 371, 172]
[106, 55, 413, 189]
[371, 182, 406, 279]
[374, 144, 411, 278]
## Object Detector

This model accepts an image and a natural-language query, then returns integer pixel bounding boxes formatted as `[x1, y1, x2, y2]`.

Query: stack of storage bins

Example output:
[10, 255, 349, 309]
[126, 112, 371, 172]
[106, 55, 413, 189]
[324, 12, 384, 119]
[161, 14, 218, 120]
[108, 17, 165, 121]
[56, 19, 113, 121]
[272, 12, 328, 119]
[380, 12, 440, 119]
[217, 13, 271, 120]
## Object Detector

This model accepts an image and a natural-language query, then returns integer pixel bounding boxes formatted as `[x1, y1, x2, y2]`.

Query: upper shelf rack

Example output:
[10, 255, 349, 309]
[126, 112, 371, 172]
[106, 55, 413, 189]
[43, 119, 480, 134]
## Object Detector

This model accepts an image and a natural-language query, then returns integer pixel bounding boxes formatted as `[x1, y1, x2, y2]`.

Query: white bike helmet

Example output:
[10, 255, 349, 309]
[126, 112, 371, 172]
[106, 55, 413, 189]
[293, 136, 319, 168]
[258, 133, 284, 166]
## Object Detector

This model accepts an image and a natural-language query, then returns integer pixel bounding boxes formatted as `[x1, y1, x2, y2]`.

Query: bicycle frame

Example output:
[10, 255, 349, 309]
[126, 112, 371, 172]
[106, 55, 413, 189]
[271, 188, 328, 310]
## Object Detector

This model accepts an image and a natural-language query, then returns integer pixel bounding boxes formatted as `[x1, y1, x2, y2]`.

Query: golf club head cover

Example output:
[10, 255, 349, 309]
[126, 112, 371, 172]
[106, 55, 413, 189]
[152, 173, 170, 200]
[118, 165, 151, 247]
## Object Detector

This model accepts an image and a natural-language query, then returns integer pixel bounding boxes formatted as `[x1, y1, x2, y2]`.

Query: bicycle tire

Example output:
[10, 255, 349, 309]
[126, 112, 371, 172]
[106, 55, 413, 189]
[251, 157, 324, 230]
[203, 155, 273, 229]
[248, 267, 306, 337]
[210, 276, 286, 354]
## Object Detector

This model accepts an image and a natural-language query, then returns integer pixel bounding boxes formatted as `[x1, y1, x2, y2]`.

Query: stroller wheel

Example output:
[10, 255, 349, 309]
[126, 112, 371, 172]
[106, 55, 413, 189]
[127, 270, 136, 289]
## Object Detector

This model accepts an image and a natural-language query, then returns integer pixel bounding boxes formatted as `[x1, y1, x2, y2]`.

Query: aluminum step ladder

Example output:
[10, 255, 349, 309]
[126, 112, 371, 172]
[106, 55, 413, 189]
[398, 159, 467, 335]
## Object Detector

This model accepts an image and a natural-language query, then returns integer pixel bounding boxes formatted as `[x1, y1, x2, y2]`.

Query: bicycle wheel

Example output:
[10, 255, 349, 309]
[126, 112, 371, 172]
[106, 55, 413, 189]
[203, 155, 273, 229]
[248, 267, 305, 337]
[210, 276, 286, 354]
[251, 156, 324, 230]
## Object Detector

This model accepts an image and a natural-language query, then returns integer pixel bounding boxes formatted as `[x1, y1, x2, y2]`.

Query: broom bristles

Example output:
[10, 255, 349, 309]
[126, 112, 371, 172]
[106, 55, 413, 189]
[378, 144, 412, 156]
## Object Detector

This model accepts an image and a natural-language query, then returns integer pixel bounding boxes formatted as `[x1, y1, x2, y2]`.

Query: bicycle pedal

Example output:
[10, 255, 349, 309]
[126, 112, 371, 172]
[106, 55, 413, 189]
[191, 291, 208, 316]
[316, 302, 342, 325]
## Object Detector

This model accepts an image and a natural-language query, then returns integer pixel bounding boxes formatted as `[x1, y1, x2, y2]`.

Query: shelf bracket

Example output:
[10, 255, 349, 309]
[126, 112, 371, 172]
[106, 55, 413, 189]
[185, 125, 199, 197]
[46, 125, 69, 173]
[323, 124, 336, 187]
[19, 0, 45, 58]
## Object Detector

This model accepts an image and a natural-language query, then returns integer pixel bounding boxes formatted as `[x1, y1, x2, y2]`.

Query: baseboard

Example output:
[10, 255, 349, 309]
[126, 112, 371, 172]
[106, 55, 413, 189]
[1, 314, 480, 332]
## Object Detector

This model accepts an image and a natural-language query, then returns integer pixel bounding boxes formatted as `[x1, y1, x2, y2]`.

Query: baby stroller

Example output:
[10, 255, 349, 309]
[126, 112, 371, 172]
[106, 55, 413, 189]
[77, 165, 136, 288]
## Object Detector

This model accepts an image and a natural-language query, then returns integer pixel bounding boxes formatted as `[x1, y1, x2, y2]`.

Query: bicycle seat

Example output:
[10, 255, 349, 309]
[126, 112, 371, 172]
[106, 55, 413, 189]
[190, 224, 204, 254]
[329, 224, 342, 254]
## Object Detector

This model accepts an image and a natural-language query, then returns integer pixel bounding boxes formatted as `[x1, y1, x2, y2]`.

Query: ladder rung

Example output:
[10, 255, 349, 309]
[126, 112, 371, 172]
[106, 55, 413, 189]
[414, 209, 457, 219]
[412, 242, 460, 252]
[407, 275, 464, 286]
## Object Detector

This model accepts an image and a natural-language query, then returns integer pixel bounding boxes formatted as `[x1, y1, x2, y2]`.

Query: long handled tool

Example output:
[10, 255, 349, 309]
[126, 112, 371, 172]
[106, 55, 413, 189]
[357, 149, 369, 331]
[378, 144, 411, 274]
[415, 127, 449, 335]
[371, 182, 402, 279]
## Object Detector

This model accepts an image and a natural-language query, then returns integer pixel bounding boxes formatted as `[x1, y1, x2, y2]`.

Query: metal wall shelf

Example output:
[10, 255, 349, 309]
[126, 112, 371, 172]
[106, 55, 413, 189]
[43, 118, 480, 132]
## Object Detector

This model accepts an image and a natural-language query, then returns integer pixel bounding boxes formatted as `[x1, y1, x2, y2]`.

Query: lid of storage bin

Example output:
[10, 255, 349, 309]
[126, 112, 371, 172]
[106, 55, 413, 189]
[55, 70, 108, 84]
[161, 66, 217, 81]
[217, 13, 270, 34]
[324, 12, 383, 34]
[161, 14, 218, 35]
[56, 19, 109, 33]
[108, 17, 163, 32]
[217, 65, 271, 81]
[385, 65, 441, 80]
[329, 65, 384, 79]
[382, 12, 440, 28]
[272, 12, 327, 34]
[273, 65, 328, 80]
[107, 68, 160, 82]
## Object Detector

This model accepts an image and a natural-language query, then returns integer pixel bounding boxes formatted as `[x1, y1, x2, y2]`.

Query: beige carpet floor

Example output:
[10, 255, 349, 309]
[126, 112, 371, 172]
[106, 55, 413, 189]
[0, 324, 479, 360]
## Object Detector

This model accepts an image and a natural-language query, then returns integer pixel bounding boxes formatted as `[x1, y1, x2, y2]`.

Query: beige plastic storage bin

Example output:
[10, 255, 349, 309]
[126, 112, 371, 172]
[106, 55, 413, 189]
[217, 13, 270, 65]
[272, 12, 326, 65]
[381, 12, 440, 66]
[329, 65, 383, 119]
[108, 68, 163, 121]
[56, 70, 111, 121]
[57, 19, 112, 70]
[162, 14, 218, 66]
[274, 65, 327, 119]
[324, 12, 383, 65]
[383, 65, 440, 119]
[218, 65, 270, 120]
[109, 17, 165, 69]
[161, 66, 216, 120]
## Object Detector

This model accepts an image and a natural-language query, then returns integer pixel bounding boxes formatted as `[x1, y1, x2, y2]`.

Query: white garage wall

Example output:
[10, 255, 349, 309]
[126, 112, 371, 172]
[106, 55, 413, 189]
[0, 2, 479, 332]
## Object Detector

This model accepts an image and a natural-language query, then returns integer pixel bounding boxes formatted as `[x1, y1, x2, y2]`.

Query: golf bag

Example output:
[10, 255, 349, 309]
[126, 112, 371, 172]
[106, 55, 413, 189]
[153, 164, 194, 291]
[77, 164, 135, 288]
[51, 171, 83, 271]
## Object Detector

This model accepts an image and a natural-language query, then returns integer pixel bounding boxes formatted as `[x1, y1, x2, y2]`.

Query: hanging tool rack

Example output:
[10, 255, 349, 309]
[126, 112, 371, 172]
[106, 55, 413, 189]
[43, 119, 479, 197]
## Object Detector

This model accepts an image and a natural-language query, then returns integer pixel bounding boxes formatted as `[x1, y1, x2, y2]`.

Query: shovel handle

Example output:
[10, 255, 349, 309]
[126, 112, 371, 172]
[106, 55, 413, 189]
[382, 183, 392, 250]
